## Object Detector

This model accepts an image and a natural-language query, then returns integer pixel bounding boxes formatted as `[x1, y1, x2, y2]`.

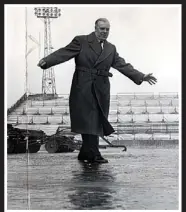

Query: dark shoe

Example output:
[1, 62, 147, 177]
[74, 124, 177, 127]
[78, 155, 108, 164]
[78, 148, 94, 161]
[78, 154, 92, 162]
[77, 151, 89, 161]
[92, 156, 108, 164]
[78, 155, 85, 161]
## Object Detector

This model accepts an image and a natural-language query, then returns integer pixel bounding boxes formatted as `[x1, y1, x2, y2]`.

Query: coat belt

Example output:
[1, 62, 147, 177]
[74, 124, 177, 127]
[76, 66, 113, 77]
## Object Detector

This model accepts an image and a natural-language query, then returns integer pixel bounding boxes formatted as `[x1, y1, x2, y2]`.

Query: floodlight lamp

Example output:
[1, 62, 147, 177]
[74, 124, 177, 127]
[34, 6, 61, 18]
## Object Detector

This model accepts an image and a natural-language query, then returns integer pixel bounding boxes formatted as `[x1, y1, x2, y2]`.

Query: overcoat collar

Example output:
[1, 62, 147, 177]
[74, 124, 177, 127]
[87, 32, 113, 67]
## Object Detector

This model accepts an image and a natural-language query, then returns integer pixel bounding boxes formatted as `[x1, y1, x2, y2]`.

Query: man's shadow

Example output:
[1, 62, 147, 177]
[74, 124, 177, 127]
[68, 162, 116, 210]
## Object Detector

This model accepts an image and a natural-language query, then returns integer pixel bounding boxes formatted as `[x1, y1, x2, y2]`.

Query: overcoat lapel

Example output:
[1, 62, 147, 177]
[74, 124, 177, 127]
[88, 32, 102, 56]
[87, 32, 113, 67]
[93, 41, 113, 67]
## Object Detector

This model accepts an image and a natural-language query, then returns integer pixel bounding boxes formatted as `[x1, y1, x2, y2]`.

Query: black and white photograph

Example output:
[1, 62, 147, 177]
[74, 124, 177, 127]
[5, 4, 181, 211]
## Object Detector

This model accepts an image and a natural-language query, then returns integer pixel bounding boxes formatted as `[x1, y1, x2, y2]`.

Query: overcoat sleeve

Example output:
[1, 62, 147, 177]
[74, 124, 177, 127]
[41, 36, 81, 69]
[111, 46, 145, 85]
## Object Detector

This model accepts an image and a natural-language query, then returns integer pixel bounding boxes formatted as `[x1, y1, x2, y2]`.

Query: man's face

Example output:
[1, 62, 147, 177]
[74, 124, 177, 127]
[95, 21, 110, 41]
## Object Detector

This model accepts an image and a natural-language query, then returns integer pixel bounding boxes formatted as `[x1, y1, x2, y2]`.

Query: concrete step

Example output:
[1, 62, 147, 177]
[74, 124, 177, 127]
[8, 112, 179, 125]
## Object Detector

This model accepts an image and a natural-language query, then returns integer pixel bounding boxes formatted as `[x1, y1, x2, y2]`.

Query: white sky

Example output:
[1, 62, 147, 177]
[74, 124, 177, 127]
[5, 4, 181, 108]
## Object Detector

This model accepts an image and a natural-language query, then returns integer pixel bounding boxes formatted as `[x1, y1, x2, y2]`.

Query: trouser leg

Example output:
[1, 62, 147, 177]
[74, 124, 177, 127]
[78, 134, 101, 160]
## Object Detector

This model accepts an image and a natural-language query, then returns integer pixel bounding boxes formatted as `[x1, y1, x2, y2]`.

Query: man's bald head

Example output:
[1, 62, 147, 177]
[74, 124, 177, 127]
[95, 18, 110, 27]
[95, 18, 110, 41]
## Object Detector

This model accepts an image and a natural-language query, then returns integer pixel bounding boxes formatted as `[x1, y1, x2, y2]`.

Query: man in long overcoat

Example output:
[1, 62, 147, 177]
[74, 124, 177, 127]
[38, 18, 157, 163]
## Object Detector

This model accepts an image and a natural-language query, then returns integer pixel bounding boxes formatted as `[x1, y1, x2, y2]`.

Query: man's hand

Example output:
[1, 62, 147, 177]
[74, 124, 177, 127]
[37, 59, 46, 69]
[143, 73, 157, 85]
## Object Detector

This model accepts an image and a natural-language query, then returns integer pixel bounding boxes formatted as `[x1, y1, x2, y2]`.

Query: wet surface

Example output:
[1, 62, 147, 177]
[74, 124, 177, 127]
[7, 146, 179, 210]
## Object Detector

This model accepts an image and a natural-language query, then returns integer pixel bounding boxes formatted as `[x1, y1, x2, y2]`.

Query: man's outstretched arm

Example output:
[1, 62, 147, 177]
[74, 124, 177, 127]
[38, 36, 81, 69]
[111, 47, 157, 85]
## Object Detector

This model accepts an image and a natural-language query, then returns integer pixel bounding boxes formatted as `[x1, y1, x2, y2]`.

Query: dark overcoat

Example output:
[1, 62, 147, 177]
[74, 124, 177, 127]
[42, 32, 144, 136]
